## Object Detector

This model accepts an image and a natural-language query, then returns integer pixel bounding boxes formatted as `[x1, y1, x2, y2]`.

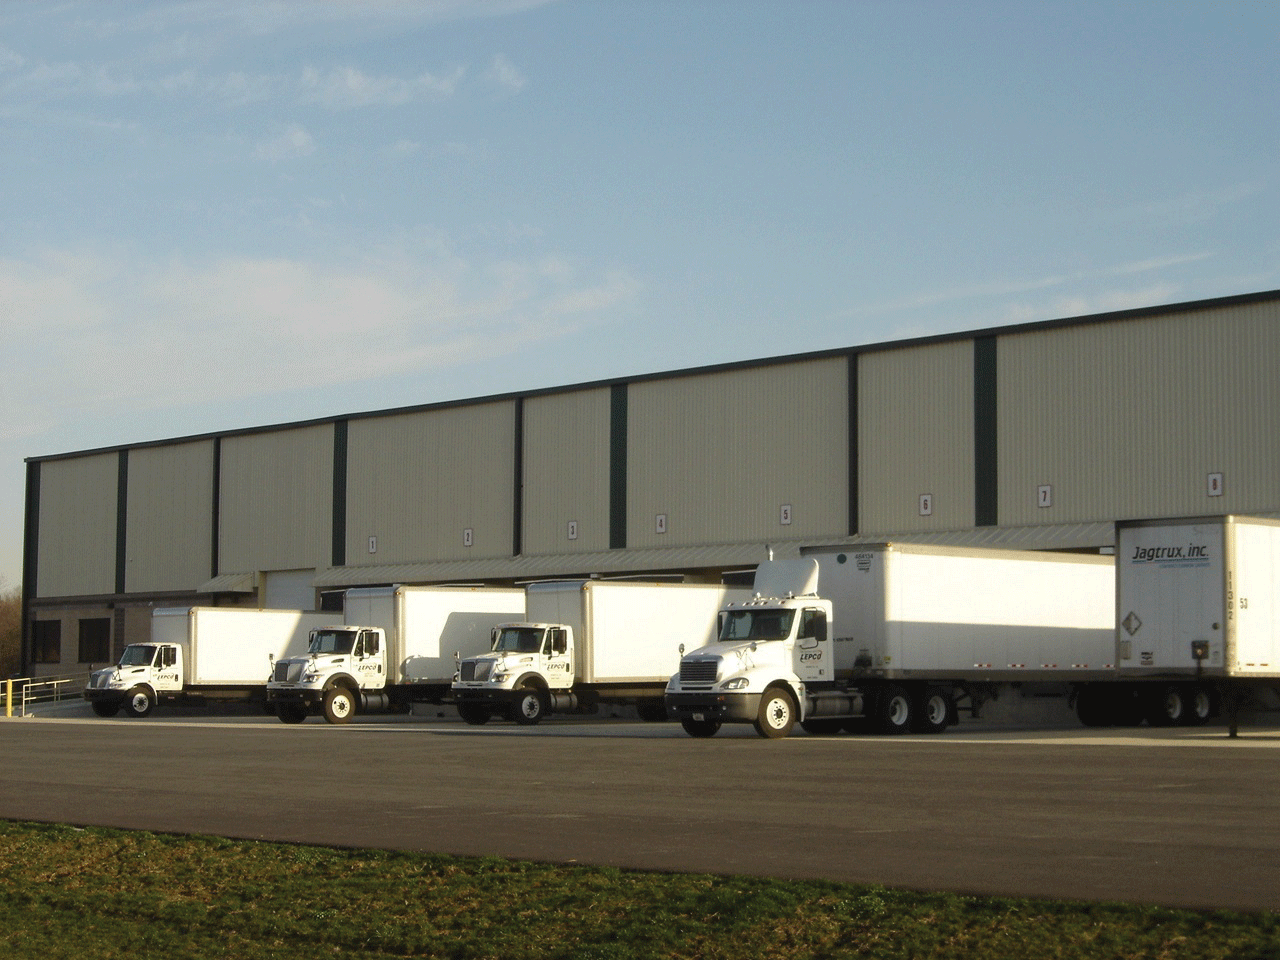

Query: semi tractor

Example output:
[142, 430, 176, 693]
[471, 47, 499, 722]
[665, 544, 1117, 738]
[267, 585, 524, 724]
[1111, 515, 1280, 734]
[83, 606, 330, 718]
[453, 579, 749, 725]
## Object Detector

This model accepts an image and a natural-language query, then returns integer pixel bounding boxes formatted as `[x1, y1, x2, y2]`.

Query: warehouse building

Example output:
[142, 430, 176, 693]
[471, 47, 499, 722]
[20, 288, 1280, 674]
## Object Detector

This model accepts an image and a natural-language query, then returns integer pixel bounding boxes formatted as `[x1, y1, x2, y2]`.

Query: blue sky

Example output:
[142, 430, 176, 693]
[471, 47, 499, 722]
[2, 0, 1277, 589]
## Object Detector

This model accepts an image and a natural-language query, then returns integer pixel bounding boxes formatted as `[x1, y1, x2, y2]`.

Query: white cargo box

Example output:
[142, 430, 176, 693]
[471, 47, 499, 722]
[526, 580, 750, 684]
[151, 607, 333, 686]
[1117, 516, 1280, 678]
[802, 544, 1116, 680]
[343, 585, 525, 684]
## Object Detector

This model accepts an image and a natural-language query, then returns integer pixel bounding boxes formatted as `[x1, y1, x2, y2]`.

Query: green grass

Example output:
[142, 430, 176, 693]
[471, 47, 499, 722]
[0, 820, 1276, 959]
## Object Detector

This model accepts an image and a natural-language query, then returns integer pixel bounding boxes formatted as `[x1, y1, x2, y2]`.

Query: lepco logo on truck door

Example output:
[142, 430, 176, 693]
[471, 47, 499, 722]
[1130, 543, 1211, 567]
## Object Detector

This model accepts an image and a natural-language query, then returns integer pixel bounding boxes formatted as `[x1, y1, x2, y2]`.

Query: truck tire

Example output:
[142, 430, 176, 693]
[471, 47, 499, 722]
[754, 688, 796, 739]
[91, 701, 120, 718]
[1145, 684, 1186, 727]
[511, 687, 547, 725]
[1075, 684, 1112, 727]
[123, 686, 155, 719]
[1185, 685, 1214, 726]
[680, 718, 721, 738]
[875, 685, 912, 734]
[457, 702, 490, 726]
[912, 686, 952, 734]
[277, 704, 308, 724]
[322, 686, 357, 724]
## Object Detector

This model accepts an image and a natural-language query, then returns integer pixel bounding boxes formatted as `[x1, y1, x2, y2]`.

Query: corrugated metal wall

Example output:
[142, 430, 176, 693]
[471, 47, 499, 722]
[625, 358, 848, 549]
[998, 299, 1280, 525]
[522, 388, 612, 556]
[345, 401, 517, 565]
[124, 440, 215, 593]
[36, 453, 118, 598]
[218, 425, 333, 575]
[858, 339, 975, 533]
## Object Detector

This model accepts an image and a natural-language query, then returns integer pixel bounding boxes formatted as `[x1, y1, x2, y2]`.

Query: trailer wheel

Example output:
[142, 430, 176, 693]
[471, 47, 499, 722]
[457, 702, 490, 726]
[1184, 685, 1214, 726]
[1146, 684, 1186, 727]
[1076, 684, 1113, 727]
[123, 686, 155, 719]
[754, 688, 796, 739]
[91, 701, 120, 718]
[875, 685, 912, 734]
[511, 687, 547, 725]
[912, 686, 952, 734]
[680, 718, 721, 738]
[277, 704, 308, 724]
[322, 686, 357, 724]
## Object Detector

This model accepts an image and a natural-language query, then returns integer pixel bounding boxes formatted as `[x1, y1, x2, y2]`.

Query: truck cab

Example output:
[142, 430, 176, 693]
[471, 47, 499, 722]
[83, 642, 185, 718]
[452, 622, 575, 725]
[266, 625, 387, 724]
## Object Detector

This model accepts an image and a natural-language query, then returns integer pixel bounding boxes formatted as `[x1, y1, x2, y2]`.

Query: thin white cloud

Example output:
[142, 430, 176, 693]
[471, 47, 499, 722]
[299, 64, 464, 108]
[485, 54, 526, 95]
[255, 123, 316, 161]
[0, 246, 638, 444]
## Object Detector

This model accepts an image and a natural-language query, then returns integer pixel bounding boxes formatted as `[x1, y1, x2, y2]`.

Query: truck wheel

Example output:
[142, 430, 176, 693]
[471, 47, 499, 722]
[322, 686, 357, 724]
[754, 688, 796, 739]
[875, 685, 912, 734]
[457, 703, 490, 726]
[123, 686, 155, 718]
[680, 718, 721, 738]
[1146, 684, 1186, 726]
[1184, 685, 1214, 726]
[912, 686, 952, 734]
[1075, 684, 1113, 727]
[277, 704, 308, 724]
[511, 687, 547, 725]
[91, 701, 120, 718]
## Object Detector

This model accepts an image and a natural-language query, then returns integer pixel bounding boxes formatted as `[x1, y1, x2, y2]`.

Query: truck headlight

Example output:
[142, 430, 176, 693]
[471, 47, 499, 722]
[720, 677, 750, 690]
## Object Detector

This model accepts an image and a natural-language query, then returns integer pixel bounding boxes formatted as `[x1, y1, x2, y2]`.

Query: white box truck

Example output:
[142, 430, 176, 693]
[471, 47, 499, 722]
[665, 544, 1116, 738]
[83, 607, 331, 718]
[452, 579, 749, 725]
[267, 585, 525, 724]
[1111, 515, 1280, 732]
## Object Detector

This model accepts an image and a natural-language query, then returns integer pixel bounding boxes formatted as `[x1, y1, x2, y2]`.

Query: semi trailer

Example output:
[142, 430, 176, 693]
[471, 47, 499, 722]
[453, 579, 749, 725]
[267, 585, 524, 723]
[83, 606, 330, 718]
[665, 544, 1117, 738]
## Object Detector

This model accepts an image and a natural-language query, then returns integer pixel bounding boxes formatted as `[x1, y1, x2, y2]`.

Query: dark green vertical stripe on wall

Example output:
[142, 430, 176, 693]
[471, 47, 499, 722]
[609, 384, 628, 550]
[974, 336, 999, 527]
[115, 450, 129, 594]
[332, 420, 348, 568]
[847, 352, 859, 535]
[512, 398, 524, 557]
[211, 437, 221, 578]
[21, 461, 40, 672]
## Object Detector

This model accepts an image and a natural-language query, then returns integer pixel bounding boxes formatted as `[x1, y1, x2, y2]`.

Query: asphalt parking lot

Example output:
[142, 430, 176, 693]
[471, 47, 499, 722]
[4, 702, 1280, 912]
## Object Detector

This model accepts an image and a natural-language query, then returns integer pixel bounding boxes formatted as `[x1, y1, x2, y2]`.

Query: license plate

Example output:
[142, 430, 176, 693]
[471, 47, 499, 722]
[693, 712, 705, 721]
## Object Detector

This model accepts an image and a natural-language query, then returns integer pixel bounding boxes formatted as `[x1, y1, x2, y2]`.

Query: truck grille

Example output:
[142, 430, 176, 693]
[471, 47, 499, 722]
[679, 660, 719, 685]
[273, 661, 303, 683]
[459, 661, 491, 682]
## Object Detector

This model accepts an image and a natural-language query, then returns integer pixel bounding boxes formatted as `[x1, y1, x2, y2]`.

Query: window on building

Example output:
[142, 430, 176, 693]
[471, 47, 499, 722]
[32, 621, 62, 664]
[78, 618, 112, 664]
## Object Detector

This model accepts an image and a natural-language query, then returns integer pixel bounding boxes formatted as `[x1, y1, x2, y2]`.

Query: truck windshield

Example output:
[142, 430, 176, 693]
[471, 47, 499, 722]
[719, 609, 794, 642]
[118, 645, 156, 667]
[493, 627, 544, 653]
[308, 630, 356, 655]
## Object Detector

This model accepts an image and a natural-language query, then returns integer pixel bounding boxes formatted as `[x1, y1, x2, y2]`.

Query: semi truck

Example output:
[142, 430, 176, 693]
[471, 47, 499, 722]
[665, 544, 1117, 738]
[452, 579, 749, 725]
[83, 606, 330, 718]
[267, 585, 524, 724]
[1110, 515, 1280, 733]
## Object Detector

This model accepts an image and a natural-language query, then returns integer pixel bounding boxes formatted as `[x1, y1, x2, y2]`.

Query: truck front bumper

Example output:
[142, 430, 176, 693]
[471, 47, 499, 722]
[266, 687, 325, 709]
[664, 691, 760, 724]
[452, 687, 517, 710]
[83, 689, 127, 705]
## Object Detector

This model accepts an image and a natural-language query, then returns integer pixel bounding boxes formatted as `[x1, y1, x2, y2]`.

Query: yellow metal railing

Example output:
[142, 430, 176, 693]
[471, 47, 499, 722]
[3, 673, 91, 718]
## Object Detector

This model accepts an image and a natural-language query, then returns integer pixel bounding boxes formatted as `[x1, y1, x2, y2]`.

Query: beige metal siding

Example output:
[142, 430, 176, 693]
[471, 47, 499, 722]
[124, 440, 215, 594]
[218, 425, 333, 575]
[346, 402, 516, 565]
[626, 359, 848, 549]
[523, 389, 611, 556]
[999, 300, 1280, 526]
[859, 339, 975, 533]
[37, 454, 118, 598]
